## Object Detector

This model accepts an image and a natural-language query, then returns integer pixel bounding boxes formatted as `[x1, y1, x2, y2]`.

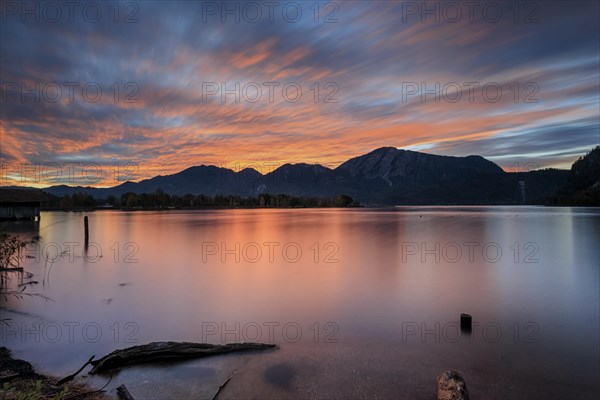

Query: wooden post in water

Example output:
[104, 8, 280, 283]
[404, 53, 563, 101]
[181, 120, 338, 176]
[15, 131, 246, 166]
[84, 216, 89, 249]
[460, 313, 472, 333]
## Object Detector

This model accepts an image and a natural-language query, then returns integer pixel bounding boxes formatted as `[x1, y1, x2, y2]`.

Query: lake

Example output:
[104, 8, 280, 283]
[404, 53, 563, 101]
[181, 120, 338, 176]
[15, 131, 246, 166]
[1, 207, 599, 399]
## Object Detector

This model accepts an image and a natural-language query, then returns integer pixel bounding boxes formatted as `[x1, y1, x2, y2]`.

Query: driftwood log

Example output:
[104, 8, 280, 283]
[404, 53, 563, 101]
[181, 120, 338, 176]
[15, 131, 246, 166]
[89, 342, 277, 374]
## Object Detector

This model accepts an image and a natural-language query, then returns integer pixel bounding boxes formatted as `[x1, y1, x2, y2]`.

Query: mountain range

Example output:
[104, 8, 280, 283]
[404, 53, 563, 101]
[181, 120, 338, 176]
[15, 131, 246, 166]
[28, 147, 582, 205]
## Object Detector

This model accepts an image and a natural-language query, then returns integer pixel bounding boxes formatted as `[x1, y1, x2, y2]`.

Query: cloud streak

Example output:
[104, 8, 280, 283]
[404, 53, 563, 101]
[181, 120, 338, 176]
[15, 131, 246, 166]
[1, 0, 598, 186]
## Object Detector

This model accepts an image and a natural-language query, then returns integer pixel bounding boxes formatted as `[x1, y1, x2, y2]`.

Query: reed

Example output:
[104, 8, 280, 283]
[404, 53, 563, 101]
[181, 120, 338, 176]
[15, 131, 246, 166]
[0, 233, 51, 325]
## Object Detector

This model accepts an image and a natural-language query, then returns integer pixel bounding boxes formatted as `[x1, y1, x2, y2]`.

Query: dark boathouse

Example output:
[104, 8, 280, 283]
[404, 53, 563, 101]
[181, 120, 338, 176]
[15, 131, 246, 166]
[0, 188, 46, 220]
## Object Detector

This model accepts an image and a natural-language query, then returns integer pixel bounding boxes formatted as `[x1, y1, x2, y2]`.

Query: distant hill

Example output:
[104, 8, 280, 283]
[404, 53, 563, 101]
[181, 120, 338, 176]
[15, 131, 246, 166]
[5, 147, 582, 205]
[547, 146, 600, 206]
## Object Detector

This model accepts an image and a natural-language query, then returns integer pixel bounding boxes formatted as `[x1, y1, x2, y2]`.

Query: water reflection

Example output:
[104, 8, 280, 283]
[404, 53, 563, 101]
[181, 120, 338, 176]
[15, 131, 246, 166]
[0, 207, 598, 399]
[0, 218, 39, 237]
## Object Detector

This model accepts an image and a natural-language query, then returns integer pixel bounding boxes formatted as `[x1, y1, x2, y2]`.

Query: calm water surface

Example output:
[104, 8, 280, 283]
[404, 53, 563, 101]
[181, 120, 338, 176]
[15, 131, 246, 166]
[1, 207, 599, 399]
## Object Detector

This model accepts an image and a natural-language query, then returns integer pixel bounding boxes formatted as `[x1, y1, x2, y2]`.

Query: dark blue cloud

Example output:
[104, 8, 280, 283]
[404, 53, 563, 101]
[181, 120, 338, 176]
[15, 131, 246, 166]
[0, 0, 598, 179]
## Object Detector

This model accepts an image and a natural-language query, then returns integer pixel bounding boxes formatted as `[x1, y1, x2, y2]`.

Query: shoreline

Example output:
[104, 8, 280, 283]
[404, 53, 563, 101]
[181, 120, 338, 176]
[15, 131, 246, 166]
[0, 346, 110, 400]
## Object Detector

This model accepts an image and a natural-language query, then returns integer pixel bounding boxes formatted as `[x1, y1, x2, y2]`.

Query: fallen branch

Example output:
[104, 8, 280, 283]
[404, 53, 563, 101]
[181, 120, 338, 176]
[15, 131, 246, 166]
[90, 342, 277, 374]
[57, 355, 95, 385]
[211, 369, 240, 400]
[116, 384, 135, 400]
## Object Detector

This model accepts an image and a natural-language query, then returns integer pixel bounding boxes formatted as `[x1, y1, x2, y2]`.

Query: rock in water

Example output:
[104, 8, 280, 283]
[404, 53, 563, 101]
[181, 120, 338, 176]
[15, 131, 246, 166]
[437, 370, 469, 400]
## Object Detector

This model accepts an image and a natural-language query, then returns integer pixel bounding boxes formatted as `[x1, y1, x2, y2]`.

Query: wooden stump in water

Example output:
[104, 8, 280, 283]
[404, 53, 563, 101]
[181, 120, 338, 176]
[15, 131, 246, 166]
[437, 370, 469, 400]
[460, 313, 472, 333]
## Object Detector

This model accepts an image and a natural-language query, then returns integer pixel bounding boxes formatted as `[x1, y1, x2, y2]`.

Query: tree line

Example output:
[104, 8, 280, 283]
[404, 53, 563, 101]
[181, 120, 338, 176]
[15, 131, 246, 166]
[546, 146, 600, 206]
[44, 190, 359, 209]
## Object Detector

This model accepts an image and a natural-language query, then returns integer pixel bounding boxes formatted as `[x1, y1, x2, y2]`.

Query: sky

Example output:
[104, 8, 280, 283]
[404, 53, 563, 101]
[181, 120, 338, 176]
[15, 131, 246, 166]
[1, 0, 599, 187]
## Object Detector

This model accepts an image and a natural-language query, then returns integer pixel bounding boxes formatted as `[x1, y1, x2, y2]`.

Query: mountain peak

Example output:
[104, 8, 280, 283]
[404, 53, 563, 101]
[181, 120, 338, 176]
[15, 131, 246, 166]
[370, 146, 402, 154]
[336, 146, 503, 180]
